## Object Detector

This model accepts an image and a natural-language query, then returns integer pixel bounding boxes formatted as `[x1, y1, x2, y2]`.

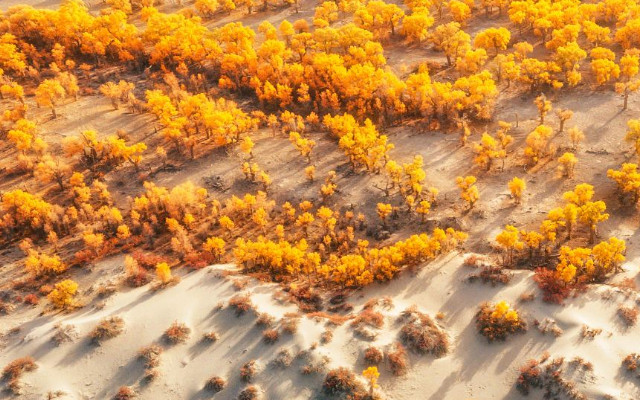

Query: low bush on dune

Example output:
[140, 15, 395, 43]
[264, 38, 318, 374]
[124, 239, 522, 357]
[229, 294, 254, 316]
[138, 344, 162, 369]
[240, 360, 257, 382]
[399, 306, 449, 356]
[476, 301, 527, 341]
[2, 357, 37, 394]
[364, 346, 383, 365]
[386, 343, 408, 376]
[323, 367, 366, 398]
[164, 322, 191, 344]
[89, 316, 125, 344]
[262, 328, 279, 344]
[205, 376, 226, 392]
[238, 385, 260, 400]
[114, 386, 136, 400]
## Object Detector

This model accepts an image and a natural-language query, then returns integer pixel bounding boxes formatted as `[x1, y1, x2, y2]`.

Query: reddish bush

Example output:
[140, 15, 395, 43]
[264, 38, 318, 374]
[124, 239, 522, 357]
[364, 346, 383, 365]
[516, 359, 543, 395]
[132, 251, 165, 270]
[114, 386, 136, 400]
[138, 345, 162, 369]
[237, 385, 260, 400]
[164, 322, 191, 344]
[23, 294, 39, 305]
[240, 360, 257, 382]
[533, 268, 572, 304]
[351, 309, 384, 329]
[2, 357, 37, 381]
[618, 306, 638, 326]
[203, 331, 219, 342]
[229, 294, 254, 316]
[281, 315, 300, 334]
[386, 343, 408, 376]
[623, 353, 640, 371]
[262, 329, 279, 344]
[205, 376, 226, 392]
[89, 316, 124, 344]
[322, 367, 365, 397]
[399, 309, 449, 356]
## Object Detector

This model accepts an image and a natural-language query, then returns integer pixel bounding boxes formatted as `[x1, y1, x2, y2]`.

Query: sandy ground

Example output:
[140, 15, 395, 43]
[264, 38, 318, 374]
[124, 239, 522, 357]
[2, 254, 640, 399]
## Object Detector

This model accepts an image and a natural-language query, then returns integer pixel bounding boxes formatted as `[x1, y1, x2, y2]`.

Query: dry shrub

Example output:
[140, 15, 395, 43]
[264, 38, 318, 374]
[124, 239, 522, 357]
[132, 251, 165, 270]
[23, 294, 39, 305]
[322, 367, 366, 397]
[364, 346, 383, 365]
[229, 294, 254, 316]
[352, 309, 385, 329]
[533, 268, 573, 304]
[205, 376, 226, 392]
[463, 254, 483, 267]
[569, 357, 593, 372]
[2, 357, 37, 388]
[613, 277, 637, 291]
[286, 285, 323, 312]
[353, 325, 378, 341]
[90, 316, 124, 344]
[386, 343, 408, 376]
[281, 315, 300, 334]
[320, 329, 333, 344]
[580, 325, 602, 340]
[516, 359, 543, 395]
[138, 345, 162, 369]
[240, 360, 257, 382]
[300, 353, 331, 375]
[164, 322, 191, 344]
[232, 278, 249, 291]
[114, 386, 136, 400]
[238, 385, 260, 400]
[623, 353, 640, 372]
[203, 331, 219, 342]
[476, 302, 527, 342]
[272, 349, 293, 368]
[262, 329, 279, 344]
[534, 318, 563, 337]
[306, 311, 352, 326]
[468, 265, 512, 285]
[96, 283, 118, 298]
[0, 301, 15, 314]
[618, 306, 638, 326]
[52, 324, 77, 345]
[399, 307, 448, 356]
[256, 312, 275, 327]
[516, 355, 587, 399]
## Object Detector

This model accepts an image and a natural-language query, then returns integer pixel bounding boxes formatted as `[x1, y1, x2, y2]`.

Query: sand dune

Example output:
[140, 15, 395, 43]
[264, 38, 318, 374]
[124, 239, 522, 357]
[2, 253, 639, 399]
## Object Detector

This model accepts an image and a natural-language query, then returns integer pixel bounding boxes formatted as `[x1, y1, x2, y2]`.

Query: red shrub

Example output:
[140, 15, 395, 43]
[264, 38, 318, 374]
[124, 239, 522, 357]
[533, 268, 572, 304]
[23, 294, 39, 305]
